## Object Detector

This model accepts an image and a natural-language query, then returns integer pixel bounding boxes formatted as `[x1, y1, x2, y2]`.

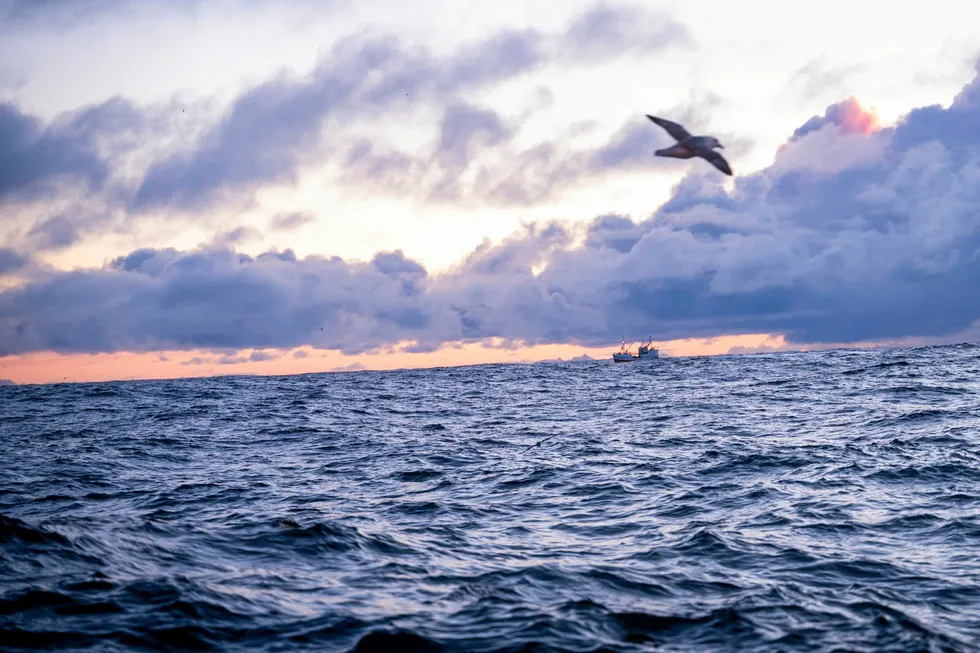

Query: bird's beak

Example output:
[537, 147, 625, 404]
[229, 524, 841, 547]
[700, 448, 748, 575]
[717, 143, 725, 149]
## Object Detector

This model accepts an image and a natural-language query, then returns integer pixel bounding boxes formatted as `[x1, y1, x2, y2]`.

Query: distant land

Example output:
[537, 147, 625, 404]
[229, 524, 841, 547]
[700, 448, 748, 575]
[534, 354, 597, 364]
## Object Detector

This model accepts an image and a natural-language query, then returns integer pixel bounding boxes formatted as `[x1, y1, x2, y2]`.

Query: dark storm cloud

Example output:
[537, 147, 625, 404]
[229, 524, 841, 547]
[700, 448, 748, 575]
[0, 245, 459, 356]
[0, 102, 112, 202]
[1, 97, 149, 254]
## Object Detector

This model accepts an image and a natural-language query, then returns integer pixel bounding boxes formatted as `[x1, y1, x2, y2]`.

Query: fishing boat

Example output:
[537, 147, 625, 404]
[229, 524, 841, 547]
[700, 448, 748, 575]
[612, 337, 659, 363]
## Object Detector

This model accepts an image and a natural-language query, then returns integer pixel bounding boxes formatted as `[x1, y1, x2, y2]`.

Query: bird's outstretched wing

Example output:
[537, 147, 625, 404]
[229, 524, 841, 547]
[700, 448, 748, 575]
[645, 115, 692, 142]
[700, 150, 733, 176]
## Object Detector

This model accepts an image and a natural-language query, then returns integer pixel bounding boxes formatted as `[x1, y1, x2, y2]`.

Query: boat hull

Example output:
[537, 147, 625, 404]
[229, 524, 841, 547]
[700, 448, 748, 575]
[612, 351, 658, 363]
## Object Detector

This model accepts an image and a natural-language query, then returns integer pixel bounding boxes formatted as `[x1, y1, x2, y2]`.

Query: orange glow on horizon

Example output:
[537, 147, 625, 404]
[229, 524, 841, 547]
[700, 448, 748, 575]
[0, 334, 788, 385]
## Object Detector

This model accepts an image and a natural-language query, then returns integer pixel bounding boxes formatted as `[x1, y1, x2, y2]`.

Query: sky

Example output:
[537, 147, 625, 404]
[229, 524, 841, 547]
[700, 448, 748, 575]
[2, 0, 980, 384]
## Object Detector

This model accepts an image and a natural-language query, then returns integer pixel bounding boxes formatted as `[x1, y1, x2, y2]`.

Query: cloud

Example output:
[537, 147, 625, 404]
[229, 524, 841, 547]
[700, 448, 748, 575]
[0, 245, 456, 356]
[0, 0, 306, 30]
[561, 3, 691, 60]
[0, 101, 109, 201]
[0, 64, 26, 92]
[127, 5, 691, 212]
[342, 113, 699, 206]
[342, 100, 523, 202]
[127, 33, 545, 212]
[248, 349, 280, 362]
[482, 117, 690, 204]
[342, 90, 738, 206]
[0, 248, 29, 275]
[211, 225, 261, 248]
[27, 214, 79, 250]
[787, 58, 865, 100]
[3, 67, 980, 357]
[0, 0, 122, 26]
[771, 100, 886, 178]
[176, 348, 281, 366]
[269, 211, 315, 232]
[1, 3, 694, 254]
[436, 103, 512, 171]
[0, 97, 163, 252]
[790, 96, 881, 141]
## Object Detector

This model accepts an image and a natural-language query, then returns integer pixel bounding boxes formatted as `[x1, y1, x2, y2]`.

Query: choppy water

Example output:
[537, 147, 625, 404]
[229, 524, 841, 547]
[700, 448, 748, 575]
[3, 345, 980, 652]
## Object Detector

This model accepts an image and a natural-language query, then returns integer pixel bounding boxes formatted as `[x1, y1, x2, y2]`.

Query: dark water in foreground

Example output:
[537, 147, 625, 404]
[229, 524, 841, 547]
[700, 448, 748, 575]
[3, 346, 980, 652]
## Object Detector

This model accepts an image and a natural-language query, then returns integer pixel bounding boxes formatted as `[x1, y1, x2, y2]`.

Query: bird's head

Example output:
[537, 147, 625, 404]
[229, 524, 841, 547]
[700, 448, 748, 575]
[711, 137, 724, 149]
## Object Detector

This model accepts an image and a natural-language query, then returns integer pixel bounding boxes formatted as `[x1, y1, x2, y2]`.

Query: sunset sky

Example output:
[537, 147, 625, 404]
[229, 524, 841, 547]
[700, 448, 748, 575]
[2, 0, 980, 384]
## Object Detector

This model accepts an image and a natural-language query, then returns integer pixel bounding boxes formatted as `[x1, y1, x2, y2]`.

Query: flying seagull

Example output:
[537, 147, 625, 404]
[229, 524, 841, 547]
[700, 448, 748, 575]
[646, 115, 732, 176]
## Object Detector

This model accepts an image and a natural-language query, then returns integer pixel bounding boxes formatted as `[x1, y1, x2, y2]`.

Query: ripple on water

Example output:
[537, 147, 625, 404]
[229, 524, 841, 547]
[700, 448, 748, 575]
[2, 345, 980, 651]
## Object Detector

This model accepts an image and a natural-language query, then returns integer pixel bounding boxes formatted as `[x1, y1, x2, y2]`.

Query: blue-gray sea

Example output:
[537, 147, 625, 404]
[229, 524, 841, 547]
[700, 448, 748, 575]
[2, 345, 980, 652]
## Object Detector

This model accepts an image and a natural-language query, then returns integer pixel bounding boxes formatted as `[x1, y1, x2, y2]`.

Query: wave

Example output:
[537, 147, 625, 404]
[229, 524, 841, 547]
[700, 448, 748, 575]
[3, 344, 979, 650]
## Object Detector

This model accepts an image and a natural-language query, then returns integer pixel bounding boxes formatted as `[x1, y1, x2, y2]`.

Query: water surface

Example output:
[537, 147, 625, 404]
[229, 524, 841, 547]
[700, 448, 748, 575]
[2, 345, 980, 651]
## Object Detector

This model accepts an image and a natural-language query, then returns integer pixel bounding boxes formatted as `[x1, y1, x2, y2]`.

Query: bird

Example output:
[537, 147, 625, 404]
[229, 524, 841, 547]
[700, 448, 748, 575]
[646, 114, 732, 176]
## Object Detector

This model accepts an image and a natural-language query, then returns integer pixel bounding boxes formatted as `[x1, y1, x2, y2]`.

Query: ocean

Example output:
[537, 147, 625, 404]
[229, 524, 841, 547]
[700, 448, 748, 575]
[2, 345, 980, 652]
